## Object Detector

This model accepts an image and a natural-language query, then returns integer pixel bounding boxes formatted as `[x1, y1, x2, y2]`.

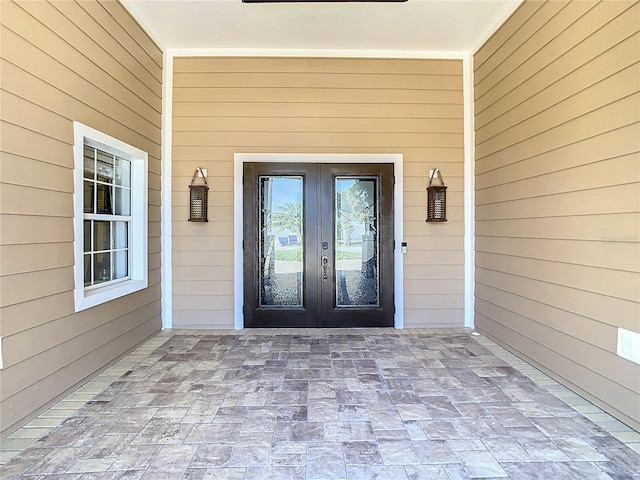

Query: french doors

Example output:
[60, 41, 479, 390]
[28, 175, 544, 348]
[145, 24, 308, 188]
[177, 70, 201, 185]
[243, 163, 394, 328]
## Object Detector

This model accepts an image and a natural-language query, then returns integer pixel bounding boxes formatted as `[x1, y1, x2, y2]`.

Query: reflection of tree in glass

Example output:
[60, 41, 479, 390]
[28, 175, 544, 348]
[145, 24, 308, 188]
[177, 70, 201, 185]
[337, 180, 375, 247]
[271, 201, 302, 236]
[260, 208, 272, 235]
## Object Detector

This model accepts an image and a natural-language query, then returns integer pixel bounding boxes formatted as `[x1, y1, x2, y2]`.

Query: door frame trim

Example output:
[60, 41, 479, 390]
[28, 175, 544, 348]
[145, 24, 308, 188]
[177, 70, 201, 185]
[234, 153, 404, 329]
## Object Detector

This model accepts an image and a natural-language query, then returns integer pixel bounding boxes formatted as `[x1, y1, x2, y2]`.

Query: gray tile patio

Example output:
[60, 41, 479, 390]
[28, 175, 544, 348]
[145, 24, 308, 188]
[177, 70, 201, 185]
[1, 328, 639, 479]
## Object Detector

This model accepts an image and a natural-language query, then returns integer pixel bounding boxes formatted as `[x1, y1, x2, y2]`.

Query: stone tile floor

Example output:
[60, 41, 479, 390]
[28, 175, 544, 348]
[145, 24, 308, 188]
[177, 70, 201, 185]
[1, 328, 639, 479]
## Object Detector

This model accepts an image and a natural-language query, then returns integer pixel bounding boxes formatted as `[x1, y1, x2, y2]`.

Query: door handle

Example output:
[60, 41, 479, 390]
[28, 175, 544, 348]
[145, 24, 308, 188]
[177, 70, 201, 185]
[321, 255, 329, 281]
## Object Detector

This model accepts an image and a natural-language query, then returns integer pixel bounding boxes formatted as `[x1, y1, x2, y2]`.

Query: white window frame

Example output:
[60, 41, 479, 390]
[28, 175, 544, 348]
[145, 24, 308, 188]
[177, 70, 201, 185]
[73, 122, 148, 312]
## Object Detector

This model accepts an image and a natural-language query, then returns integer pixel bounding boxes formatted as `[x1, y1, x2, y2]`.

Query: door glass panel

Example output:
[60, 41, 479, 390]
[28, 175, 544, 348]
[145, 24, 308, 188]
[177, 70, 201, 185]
[335, 177, 379, 307]
[259, 176, 304, 307]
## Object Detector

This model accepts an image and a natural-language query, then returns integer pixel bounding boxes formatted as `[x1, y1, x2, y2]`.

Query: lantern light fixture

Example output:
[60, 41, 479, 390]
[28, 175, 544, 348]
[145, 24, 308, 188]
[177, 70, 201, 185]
[189, 167, 209, 222]
[426, 168, 447, 222]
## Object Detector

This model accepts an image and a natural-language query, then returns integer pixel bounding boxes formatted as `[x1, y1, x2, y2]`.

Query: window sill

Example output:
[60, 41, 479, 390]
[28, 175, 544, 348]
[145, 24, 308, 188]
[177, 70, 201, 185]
[74, 278, 147, 312]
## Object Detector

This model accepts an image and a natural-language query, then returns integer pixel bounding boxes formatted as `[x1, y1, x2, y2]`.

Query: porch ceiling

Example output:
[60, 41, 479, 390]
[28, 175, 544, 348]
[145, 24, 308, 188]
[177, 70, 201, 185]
[120, 0, 522, 53]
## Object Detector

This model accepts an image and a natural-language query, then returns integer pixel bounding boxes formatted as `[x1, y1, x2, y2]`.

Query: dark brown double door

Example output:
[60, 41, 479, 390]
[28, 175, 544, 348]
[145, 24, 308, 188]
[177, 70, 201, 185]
[243, 163, 394, 328]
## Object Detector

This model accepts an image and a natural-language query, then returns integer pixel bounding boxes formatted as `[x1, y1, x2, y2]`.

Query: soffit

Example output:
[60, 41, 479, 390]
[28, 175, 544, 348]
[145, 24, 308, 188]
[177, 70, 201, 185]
[120, 0, 522, 54]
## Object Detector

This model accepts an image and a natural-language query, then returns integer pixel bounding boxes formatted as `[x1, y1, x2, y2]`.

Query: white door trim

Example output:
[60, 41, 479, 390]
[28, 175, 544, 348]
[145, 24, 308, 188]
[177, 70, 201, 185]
[234, 153, 404, 330]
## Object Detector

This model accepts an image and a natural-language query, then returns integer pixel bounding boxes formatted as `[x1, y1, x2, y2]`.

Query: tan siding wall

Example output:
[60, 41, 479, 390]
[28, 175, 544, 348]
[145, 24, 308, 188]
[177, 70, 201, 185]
[0, 0, 163, 436]
[474, 0, 640, 430]
[172, 57, 465, 329]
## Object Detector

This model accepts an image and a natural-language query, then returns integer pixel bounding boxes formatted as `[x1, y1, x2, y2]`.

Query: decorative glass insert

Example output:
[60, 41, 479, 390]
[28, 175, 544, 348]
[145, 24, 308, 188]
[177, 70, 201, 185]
[83, 145, 131, 287]
[259, 176, 304, 307]
[335, 177, 379, 307]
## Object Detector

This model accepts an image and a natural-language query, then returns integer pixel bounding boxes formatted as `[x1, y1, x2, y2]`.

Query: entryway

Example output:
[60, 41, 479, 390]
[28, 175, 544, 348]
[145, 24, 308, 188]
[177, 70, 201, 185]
[243, 163, 394, 328]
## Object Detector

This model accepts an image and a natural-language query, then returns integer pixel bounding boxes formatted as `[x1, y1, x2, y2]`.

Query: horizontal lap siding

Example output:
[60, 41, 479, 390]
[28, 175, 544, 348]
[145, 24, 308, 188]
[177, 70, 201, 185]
[172, 57, 465, 329]
[474, 0, 640, 430]
[0, 0, 162, 436]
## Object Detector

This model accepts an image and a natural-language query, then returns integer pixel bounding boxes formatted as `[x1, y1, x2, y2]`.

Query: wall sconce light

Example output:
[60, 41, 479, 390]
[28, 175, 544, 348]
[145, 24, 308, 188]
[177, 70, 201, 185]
[189, 167, 209, 222]
[426, 168, 447, 222]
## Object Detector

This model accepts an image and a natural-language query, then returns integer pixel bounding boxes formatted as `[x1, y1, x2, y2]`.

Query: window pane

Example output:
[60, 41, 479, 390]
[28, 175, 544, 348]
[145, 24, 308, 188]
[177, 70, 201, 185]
[83, 181, 94, 214]
[84, 220, 92, 252]
[84, 254, 92, 286]
[96, 150, 114, 183]
[114, 222, 128, 249]
[115, 157, 131, 188]
[113, 250, 128, 279]
[93, 221, 110, 251]
[114, 186, 130, 216]
[84, 146, 95, 180]
[96, 183, 113, 214]
[93, 253, 111, 284]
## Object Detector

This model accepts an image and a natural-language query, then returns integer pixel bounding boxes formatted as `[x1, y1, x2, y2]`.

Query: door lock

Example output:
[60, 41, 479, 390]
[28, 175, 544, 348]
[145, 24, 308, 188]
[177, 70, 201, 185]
[321, 255, 329, 281]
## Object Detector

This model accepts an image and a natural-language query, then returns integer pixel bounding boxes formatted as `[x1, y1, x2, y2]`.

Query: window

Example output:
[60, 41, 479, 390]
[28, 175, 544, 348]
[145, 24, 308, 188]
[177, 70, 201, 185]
[73, 122, 148, 312]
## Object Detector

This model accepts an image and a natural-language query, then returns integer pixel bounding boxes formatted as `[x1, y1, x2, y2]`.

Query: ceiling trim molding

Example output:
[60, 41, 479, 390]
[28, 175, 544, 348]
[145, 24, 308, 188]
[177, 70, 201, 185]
[167, 48, 467, 59]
